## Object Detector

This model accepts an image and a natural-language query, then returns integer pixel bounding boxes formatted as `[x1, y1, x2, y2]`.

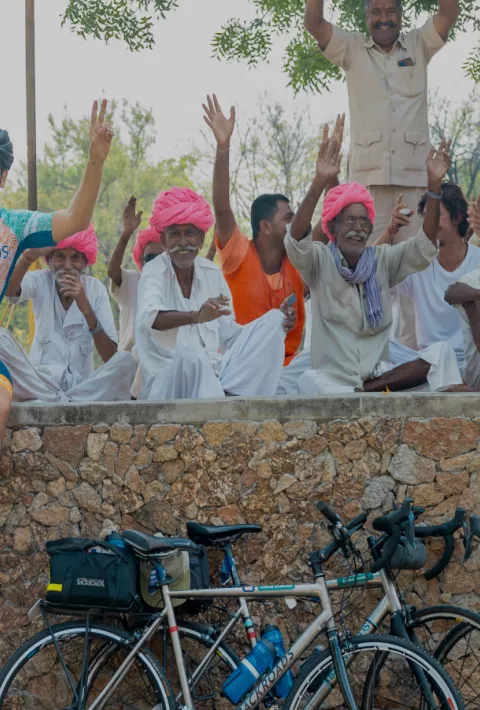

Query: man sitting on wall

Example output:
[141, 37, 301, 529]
[136, 186, 288, 400]
[0, 225, 136, 401]
[284, 121, 463, 394]
[108, 196, 164, 397]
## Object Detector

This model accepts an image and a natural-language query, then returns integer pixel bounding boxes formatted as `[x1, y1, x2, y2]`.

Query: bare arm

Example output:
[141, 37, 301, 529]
[311, 176, 339, 243]
[5, 246, 55, 298]
[203, 95, 237, 248]
[434, 0, 459, 40]
[444, 282, 480, 306]
[374, 194, 413, 246]
[464, 302, 480, 353]
[152, 297, 232, 331]
[291, 116, 344, 241]
[423, 139, 452, 245]
[108, 197, 143, 287]
[52, 100, 113, 244]
[304, 0, 333, 51]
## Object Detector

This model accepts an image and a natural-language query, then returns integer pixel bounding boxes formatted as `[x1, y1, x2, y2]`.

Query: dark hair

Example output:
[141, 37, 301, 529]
[0, 129, 14, 175]
[251, 193, 290, 240]
[417, 182, 469, 238]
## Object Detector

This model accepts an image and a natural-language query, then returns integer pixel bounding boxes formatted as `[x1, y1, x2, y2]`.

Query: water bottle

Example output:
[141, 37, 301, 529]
[262, 624, 294, 698]
[106, 532, 125, 548]
[221, 636, 276, 703]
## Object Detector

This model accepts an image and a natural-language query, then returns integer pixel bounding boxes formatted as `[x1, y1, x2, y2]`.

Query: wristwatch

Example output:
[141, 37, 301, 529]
[89, 321, 104, 335]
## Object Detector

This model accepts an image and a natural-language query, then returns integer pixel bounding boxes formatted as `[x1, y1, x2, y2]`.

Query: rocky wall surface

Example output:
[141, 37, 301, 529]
[0, 409, 479, 662]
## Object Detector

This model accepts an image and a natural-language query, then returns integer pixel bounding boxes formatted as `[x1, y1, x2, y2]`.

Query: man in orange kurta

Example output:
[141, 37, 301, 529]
[203, 95, 304, 366]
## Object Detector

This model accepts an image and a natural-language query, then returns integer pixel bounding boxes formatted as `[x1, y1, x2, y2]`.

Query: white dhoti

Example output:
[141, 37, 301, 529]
[0, 329, 136, 402]
[141, 310, 286, 401]
[280, 339, 462, 396]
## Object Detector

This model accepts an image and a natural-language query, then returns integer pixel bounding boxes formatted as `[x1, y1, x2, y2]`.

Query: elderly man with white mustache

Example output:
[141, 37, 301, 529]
[283, 121, 464, 395]
[136, 187, 290, 400]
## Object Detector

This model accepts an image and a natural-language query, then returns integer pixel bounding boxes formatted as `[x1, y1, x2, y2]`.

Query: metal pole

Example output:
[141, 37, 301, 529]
[25, 0, 37, 211]
[25, 0, 38, 347]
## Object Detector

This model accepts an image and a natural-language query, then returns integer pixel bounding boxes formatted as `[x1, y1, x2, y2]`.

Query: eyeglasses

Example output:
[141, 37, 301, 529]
[341, 217, 372, 229]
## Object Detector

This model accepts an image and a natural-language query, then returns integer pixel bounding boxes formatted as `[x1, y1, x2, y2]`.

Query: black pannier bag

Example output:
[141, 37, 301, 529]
[182, 544, 212, 615]
[46, 538, 140, 611]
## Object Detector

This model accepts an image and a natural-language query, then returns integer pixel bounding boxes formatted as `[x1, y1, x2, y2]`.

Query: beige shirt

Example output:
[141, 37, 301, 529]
[284, 226, 437, 389]
[322, 19, 445, 187]
[109, 268, 140, 353]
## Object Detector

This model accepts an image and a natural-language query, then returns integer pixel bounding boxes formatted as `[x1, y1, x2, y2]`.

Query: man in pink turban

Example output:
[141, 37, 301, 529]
[0, 224, 136, 401]
[280, 122, 465, 395]
[136, 186, 288, 400]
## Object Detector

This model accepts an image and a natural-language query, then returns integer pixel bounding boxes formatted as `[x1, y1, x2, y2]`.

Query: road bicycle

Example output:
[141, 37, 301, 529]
[0, 502, 469, 709]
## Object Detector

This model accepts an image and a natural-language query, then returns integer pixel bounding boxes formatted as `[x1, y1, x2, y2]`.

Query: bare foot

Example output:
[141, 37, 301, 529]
[443, 384, 474, 392]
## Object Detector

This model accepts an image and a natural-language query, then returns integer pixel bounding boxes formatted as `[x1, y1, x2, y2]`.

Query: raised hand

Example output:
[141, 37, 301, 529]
[388, 194, 413, 237]
[315, 114, 345, 181]
[122, 196, 143, 237]
[192, 295, 232, 324]
[203, 95, 236, 148]
[89, 99, 114, 164]
[426, 138, 451, 184]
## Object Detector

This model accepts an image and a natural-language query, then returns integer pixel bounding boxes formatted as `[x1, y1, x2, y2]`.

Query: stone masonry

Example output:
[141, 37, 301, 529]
[0, 396, 479, 663]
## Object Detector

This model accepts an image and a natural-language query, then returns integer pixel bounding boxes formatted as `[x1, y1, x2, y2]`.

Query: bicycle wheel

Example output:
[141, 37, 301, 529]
[284, 633, 464, 710]
[0, 620, 174, 709]
[409, 605, 480, 709]
[88, 619, 239, 710]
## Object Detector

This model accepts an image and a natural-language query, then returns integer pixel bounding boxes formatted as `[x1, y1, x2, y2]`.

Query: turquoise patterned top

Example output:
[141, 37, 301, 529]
[0, 207, 54, 301]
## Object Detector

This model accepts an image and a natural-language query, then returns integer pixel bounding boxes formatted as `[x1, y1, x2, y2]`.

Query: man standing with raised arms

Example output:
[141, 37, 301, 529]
[304, 0, 459, 347]
[0, 100, 113, 449]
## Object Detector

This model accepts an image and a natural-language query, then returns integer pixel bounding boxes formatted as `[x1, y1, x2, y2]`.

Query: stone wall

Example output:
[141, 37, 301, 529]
[1, 395, 480, 662]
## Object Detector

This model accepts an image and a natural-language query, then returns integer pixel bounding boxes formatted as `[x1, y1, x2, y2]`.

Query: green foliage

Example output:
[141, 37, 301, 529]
[61, 0, 480, 93]
[0, 100, 198, 343]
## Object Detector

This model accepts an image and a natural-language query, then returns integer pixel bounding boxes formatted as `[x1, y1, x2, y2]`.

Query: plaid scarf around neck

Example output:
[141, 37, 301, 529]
[330, 241, 384, 328]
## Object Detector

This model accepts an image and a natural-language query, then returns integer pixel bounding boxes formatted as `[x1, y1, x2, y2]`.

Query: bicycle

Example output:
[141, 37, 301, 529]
[0, 518, 467, 709]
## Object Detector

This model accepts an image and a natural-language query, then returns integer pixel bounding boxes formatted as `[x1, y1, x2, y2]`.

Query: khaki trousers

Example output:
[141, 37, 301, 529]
[368, 185, 427, 350]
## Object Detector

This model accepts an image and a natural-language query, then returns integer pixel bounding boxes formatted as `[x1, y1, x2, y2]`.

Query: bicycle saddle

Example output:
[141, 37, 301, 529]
[186, 521, 262, 546]
[123, 530, 198, 555]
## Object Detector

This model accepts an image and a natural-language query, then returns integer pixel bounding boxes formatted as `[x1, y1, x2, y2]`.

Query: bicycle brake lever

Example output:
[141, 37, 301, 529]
[463, 520, 473, 562]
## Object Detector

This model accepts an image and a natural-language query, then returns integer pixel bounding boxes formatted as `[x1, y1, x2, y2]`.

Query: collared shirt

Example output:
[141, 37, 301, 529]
[14, 269, 118, 390]
[0, 208, 54, 300]
[322, 19, 445, 187]
[109, 268, 141, 352]
[284, 226, 437, 389]
[136, 252, 241, 385]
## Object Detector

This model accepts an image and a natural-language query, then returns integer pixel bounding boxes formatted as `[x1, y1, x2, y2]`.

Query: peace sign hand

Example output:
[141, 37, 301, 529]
[89, 99, 114, 164]
[315, 114, 345, 181]
[203, 95, 236, 149]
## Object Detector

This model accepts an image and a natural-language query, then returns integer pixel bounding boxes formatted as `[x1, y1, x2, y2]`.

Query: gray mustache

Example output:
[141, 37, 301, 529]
[345, 231, 368, 241]
[168, 245, 198, 253]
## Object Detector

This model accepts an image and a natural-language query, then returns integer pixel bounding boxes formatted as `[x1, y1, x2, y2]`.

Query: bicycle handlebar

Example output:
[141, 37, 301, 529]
[370, 528, 402, 573]
[470, 514, 480, 538]
[414, 509, 465, 580]
[316, 501, 340, 526]
[372, 498, 413, 534]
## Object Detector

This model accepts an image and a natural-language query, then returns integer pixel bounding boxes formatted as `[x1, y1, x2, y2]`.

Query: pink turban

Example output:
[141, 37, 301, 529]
[132, 225, 162, 271]
[53, 224, 98, 265]
[321, 182, 376, 242]
[149, 187, 214, 235]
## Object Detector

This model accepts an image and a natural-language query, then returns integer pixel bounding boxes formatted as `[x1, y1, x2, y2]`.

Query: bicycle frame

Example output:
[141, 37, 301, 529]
[87, 572, 384, 710]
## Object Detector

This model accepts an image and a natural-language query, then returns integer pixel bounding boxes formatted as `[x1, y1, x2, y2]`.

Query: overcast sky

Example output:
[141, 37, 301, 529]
[1, 0, 479, 176]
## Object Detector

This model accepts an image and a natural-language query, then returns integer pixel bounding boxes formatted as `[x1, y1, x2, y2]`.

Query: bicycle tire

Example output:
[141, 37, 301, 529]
[410, 604, 480, 709]
[0, 619, 175, 709]
[284, 633, 464, 710]
[89, 618, 240, 708]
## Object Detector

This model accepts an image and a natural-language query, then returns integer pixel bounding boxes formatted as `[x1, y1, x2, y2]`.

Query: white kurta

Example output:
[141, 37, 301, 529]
[136, 253, 286, 400]
[109, 268, 143, 397]
[453, 266, 480, 389]
[0, 270, 136, 402]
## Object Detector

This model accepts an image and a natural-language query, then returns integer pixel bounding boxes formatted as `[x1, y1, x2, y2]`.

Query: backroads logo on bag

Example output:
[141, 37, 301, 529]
[76, 577, 105, 588]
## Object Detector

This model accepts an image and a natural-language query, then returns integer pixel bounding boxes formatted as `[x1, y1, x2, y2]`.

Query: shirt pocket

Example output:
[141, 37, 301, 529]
[395, 63, 424, 98]
[403, 132, 428, 172]
[69, 336, 92, 374]
[352, 132, 382, 173]
[34, 335, 54, 365]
